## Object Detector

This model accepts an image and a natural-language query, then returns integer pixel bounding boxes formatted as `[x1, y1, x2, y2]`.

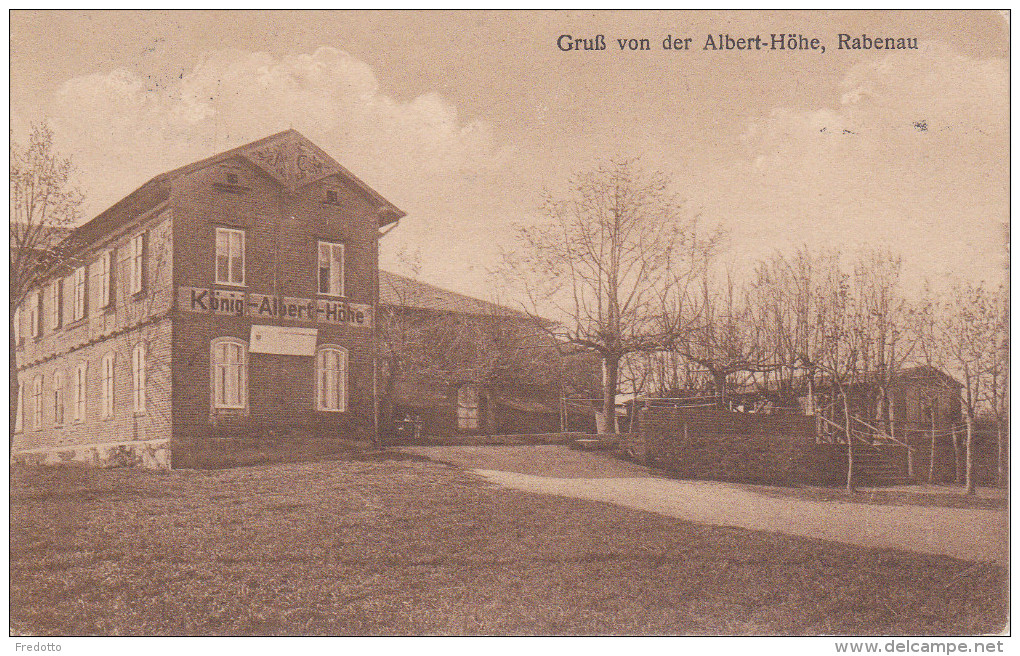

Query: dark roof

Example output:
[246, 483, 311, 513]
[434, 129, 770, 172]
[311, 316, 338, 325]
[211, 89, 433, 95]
[64, 130, 405, 253]
[893, 365, 964, 389]
[379, 270, 532, 319]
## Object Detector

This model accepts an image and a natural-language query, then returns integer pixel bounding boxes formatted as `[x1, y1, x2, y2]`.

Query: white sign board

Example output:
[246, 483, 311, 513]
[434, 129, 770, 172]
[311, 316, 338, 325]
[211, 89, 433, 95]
[249, 325, 318, 356]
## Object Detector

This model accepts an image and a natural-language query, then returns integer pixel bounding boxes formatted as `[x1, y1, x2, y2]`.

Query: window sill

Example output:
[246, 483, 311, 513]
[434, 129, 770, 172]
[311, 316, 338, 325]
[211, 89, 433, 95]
[317, 408, 347, 413]
[65, 318, 87, 330]
[131, 290, 148, 301]
[317, 293, 348, 300]
[213, 282, 247, 289]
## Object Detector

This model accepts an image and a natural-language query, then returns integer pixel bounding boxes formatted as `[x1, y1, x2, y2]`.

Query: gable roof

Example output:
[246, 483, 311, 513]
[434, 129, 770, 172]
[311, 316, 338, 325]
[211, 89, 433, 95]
[893, 365, 964, 389]
[379, 270, 531, 319]
[65, 130, 405, 253]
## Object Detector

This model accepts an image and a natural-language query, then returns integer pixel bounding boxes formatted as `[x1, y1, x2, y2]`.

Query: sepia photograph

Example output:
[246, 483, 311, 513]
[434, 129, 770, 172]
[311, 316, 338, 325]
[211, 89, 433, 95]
[8, 9, 1010, 642]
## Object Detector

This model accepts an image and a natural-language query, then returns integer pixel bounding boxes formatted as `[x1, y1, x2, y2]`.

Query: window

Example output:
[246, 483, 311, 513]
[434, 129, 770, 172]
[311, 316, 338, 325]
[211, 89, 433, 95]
[74, 362, 87, 422]
[318, 241, 344, 296]
[325, 189, 339, 205]
[316, 346, 347, 412]
[457, 385, 480, 430]
[32, 375, 43, 429]
[15, 381, 24, 433]
[29, 292, 41, 338]
[132, 344, 146, 414]
[101, 352, 115, 419]
[129, 232, 147, 295]
[50, 279, 63, 330]
[98, 250, 114, 308]
[215, 228, 245, 286]
[13, 307, 21, 347]
[211, 338, 247, 409]
[73, 266, 88, 321]
[226, 172, 239, 185]
[53, 372, 64, 426]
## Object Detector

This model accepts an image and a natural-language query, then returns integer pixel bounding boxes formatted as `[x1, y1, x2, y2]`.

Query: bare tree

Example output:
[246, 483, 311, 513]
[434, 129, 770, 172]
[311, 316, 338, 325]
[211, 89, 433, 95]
[984, 283, 1009, 487]
[851, 249, 917, 433]
[10, 123, 84, 438]
[934, 281, 999, 494]
[679, 266, 773, 405]
[500, 159, 715, 432]
[793, 254, 862, 493]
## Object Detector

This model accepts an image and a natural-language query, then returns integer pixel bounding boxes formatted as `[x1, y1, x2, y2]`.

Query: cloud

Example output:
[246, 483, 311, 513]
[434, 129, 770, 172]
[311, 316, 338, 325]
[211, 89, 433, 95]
[741, 41, 1006, 167]
[50, 47, 510, 219]
[44, 46, 522, 296]
[724, 40, 1008, 288]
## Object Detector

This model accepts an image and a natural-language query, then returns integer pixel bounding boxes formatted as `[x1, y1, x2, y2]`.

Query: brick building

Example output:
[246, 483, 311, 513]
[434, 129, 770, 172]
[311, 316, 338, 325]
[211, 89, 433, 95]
[12, 130, 404, 468]
[376, 271, 598, 439]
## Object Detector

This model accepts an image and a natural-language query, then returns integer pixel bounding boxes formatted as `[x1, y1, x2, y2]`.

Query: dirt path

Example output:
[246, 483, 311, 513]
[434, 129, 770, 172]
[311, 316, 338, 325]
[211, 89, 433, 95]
[403, 445, 1006, 563]
[472, 469, 1008, 564]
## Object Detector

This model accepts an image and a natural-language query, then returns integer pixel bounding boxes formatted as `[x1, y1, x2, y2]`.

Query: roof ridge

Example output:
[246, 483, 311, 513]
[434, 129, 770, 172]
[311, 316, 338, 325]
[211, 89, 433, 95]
[379, 270, 530, 318]
[66, 130, 404, 250]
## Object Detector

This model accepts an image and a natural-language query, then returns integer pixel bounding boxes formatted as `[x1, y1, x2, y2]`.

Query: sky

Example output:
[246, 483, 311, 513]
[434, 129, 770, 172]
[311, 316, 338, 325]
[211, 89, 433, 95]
[10, 10, 1010, 305]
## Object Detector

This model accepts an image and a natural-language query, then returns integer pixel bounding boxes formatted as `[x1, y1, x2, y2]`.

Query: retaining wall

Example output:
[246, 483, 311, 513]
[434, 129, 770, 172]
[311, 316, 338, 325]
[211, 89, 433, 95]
[634, 407, 829, 485]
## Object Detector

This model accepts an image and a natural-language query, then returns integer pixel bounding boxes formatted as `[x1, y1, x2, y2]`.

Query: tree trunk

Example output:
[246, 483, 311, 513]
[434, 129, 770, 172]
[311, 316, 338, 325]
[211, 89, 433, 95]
[928, 416, 937, 484]
[602, 354, 620, 434]
[10, 321, 19, 447]
[843, 391, 855, 493]
[965, 415, 975, 495]
[952, 425, 962, 485]
[711, 369, 728, 408]
[997, 421, 1005, 488]
[379, 359, 402, 441]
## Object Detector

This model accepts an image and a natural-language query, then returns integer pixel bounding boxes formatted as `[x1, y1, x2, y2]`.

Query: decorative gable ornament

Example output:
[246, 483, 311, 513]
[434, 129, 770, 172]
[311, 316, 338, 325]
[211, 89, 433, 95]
[241, 133, 340, 191]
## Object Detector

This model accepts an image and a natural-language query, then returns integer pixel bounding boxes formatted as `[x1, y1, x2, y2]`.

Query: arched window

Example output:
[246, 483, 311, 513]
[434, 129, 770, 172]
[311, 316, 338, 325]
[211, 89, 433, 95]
[32, 375, 43, 429]
[101, 352, 116, 418]
[53, 372, 65, 426]
[457, 384, 479, 430]
[15, 381, 24, 433]
[211, 337, 248, 410]
[74, 362, 88, 422]
[132, 343, 146, 414]
[316, 346, 347, 412]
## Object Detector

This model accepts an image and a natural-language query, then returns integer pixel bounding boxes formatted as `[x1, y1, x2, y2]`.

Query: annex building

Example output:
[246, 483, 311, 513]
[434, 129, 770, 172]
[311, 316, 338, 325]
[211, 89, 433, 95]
[12, 131, 405, 468]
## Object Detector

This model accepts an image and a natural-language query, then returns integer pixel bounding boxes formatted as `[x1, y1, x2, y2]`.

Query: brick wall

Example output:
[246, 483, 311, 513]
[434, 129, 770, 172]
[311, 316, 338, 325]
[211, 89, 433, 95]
[169, 156, 380, 465]
[13, 317, 173, 453]
[13, 212, 174, 458]
[637, 407, 821, 485]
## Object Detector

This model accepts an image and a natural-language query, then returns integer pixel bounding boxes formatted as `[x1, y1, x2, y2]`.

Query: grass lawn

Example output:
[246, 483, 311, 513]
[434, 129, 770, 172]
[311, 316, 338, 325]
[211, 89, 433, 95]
[10, 457, 1007, 636]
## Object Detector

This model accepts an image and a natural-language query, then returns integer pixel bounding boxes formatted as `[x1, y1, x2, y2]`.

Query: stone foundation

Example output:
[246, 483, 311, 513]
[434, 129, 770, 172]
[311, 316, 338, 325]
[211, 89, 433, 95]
[10, 438, 171, 470]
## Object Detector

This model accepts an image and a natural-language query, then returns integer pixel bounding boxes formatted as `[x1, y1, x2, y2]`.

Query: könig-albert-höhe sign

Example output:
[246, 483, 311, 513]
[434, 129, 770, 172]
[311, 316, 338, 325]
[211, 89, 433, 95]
[177, 286, 372, 328]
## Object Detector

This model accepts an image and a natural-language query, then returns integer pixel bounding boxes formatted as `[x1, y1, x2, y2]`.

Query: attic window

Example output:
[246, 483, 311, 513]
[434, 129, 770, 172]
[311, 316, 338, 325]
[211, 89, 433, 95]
[214, 165, 248, 193]
[325, 189, 340, 205]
